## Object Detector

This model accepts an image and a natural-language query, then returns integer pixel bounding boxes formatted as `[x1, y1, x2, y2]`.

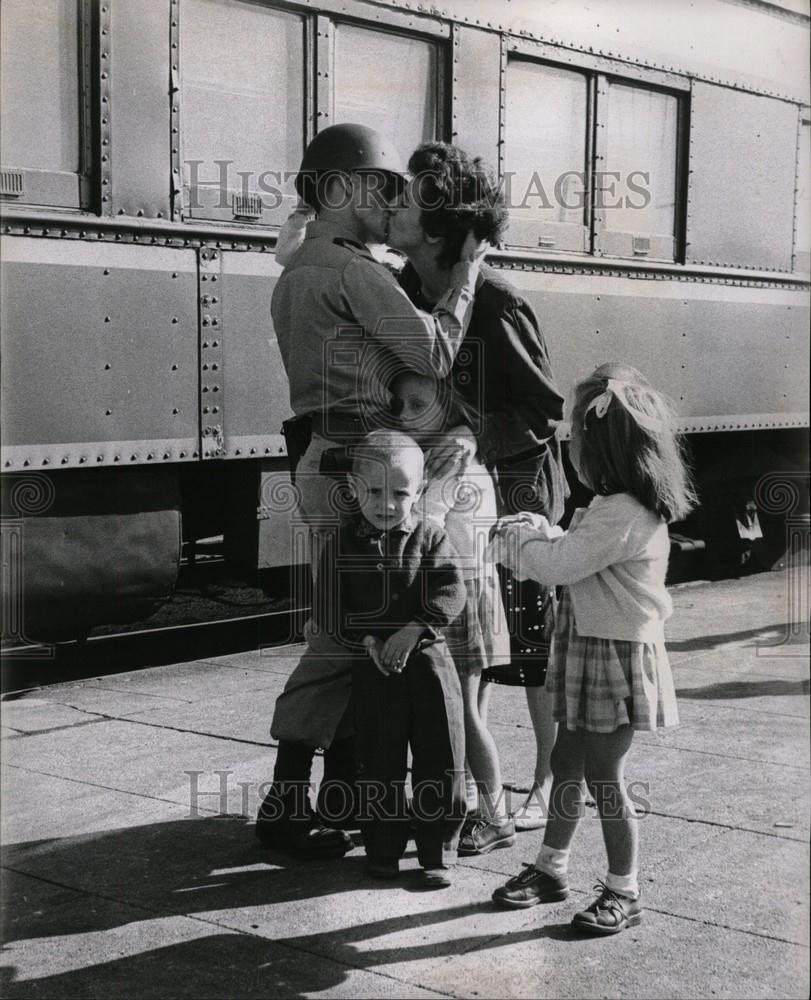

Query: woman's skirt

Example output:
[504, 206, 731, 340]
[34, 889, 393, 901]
[546, 589, 679, 732]
[446, 571, 511, 677]
[480, 572, 555, 687]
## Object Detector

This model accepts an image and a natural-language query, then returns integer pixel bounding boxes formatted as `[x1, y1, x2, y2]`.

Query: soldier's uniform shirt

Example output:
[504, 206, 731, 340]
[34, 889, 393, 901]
[271, 219, 478, 425]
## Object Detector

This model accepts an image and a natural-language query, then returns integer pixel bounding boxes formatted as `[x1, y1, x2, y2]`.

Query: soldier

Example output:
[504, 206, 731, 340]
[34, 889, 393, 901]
[257, 123, 486, 859]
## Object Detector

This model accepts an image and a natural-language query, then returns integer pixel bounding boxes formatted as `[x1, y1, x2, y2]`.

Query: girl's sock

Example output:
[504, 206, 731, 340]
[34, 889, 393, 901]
[535, 843, 570, 878]
[604, 870, 639, 900]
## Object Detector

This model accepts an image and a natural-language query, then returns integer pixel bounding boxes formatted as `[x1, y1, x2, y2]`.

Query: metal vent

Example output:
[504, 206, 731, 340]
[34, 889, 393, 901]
[632, 236, 651, 256]
[232, 192, 263, 219]
[0, 169, 24, 198]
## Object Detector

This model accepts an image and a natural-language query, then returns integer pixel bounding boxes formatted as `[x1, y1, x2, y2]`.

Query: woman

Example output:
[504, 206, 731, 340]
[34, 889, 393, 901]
[388, 142, 568, 849]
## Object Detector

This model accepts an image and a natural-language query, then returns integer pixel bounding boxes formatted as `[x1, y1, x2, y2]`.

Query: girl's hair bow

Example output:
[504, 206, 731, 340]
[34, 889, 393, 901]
[583, 378, 665, 433]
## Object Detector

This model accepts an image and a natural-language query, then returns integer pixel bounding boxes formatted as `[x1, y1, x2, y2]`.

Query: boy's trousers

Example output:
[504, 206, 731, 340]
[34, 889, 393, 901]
[352, 641, 467, 868]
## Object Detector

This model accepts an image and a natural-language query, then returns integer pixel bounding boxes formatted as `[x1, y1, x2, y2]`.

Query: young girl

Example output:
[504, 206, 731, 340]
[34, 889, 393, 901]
[389, 369, 516, 854]
[489, 362, 696, 934]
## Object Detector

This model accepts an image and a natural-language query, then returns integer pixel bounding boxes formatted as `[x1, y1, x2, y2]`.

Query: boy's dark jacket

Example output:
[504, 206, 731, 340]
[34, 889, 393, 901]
[312, 513, 466, 647]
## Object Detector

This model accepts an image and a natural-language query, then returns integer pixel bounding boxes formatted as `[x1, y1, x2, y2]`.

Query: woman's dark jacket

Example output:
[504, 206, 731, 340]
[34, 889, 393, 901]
[398, 261, 568, 523]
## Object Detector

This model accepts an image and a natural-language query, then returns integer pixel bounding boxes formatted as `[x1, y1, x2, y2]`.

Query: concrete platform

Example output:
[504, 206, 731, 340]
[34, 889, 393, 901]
[2, 571, 809, 998]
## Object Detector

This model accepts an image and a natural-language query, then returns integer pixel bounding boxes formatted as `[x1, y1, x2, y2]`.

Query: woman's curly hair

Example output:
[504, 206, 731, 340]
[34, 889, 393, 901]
[408, 142, 508, 269]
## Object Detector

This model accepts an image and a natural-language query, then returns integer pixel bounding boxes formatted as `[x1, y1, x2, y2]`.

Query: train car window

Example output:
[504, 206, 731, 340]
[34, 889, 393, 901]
[334, 24, 440, 154]
[0, 0, 87, 209]
[180, 0, 305, 226]
[794, 117, 810, 274]
[504, 59, 589, 253]
[595, 81, 680, 262]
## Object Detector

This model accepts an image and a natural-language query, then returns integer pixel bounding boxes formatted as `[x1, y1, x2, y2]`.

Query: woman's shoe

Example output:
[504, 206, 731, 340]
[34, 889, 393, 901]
[458, 817, 516, 855]
[571, 882, 642, 934]
[492, 863, 569, 908]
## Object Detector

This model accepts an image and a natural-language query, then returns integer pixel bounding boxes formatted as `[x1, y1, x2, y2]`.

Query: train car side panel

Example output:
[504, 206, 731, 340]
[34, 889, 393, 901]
[0, 237, 199, 471]
[501, 268, 810, 430]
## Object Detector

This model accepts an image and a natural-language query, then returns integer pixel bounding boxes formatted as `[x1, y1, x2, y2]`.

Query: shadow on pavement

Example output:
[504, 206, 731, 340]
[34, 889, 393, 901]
[677, 678, 810, 700]
[667, 623, 805, 653]
[1, 815, 575, 998]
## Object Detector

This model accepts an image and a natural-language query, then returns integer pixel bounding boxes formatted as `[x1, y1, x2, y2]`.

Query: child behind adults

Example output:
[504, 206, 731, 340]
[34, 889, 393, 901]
[311, 429, 467, 888]
[389, 370, 515, 854]
[489, 362, 696, 934]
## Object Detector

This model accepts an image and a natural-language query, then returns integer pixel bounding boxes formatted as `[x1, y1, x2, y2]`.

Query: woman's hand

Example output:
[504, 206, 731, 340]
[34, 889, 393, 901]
[425, 428, 478, 479]
[459, 230, 490, 264]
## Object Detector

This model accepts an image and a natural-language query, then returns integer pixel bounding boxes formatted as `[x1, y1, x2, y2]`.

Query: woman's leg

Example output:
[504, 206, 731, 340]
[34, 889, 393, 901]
[583, 725, 638, 880]
[460, 673, 506, 822]
[524, 681, 557, 803]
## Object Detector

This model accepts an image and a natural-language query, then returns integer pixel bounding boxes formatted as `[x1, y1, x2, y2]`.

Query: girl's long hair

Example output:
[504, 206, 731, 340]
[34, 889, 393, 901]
[571, 363, 697, 523]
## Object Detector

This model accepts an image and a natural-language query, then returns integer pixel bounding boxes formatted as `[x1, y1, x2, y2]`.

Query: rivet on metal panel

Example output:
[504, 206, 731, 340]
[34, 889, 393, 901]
[212, 341, 219, 348]
[173, 407, 179, 415]
[180, 451, 187, 458]
[79, 457, 87, 464]
[212, 406, 219, 414]
[104, 363, 111, 370]
[172, 364, 178, 371]
[105, 409, 112, 415]
[172, 317, 178, 324]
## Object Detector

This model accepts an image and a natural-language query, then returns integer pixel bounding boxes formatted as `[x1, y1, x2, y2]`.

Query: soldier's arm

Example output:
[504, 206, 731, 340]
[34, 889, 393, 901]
[340, 252, 480, 377]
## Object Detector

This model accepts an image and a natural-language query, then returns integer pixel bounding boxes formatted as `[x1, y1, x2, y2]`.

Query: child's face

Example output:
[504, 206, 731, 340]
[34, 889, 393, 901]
[350, 452, 424, 530]
[390, 374, 445, 438]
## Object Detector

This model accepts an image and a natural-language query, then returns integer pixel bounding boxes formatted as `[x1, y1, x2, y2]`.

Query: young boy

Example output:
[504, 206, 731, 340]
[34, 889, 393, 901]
[312, 429, 467, 888]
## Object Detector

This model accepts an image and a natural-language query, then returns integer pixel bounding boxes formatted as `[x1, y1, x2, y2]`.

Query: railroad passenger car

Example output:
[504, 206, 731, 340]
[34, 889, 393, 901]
[1, 0, 808, 641]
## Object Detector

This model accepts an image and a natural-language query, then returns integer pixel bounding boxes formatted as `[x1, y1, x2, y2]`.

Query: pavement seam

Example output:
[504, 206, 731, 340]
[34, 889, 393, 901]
[0, 863, 459, 1000]
[0, 715, 116, 739]
[4, 702, 278, 749]
[491, 718, 811, 770]
[632, 738, 811, 770]
[0, 761, 226, 816]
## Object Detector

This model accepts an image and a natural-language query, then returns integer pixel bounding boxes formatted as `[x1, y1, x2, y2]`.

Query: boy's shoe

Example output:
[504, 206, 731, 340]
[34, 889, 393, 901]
[571, 882, 642, 935]
[458, 817, 516, 856]
[491, 863, 569, 908]
[417, 867, 452, 889]
[366, 857, 400, 880]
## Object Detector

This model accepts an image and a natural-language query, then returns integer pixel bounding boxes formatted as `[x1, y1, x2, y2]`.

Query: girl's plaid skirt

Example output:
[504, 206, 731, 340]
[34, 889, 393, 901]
[546, 588, 679, 733]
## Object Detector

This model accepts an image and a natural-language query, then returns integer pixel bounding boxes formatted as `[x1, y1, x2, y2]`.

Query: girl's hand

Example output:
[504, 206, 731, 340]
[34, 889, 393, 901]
[380, 623, 424, 673]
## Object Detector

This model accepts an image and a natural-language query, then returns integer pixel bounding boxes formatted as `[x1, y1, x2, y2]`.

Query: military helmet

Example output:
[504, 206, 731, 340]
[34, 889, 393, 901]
[295, 122, 406, 205]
